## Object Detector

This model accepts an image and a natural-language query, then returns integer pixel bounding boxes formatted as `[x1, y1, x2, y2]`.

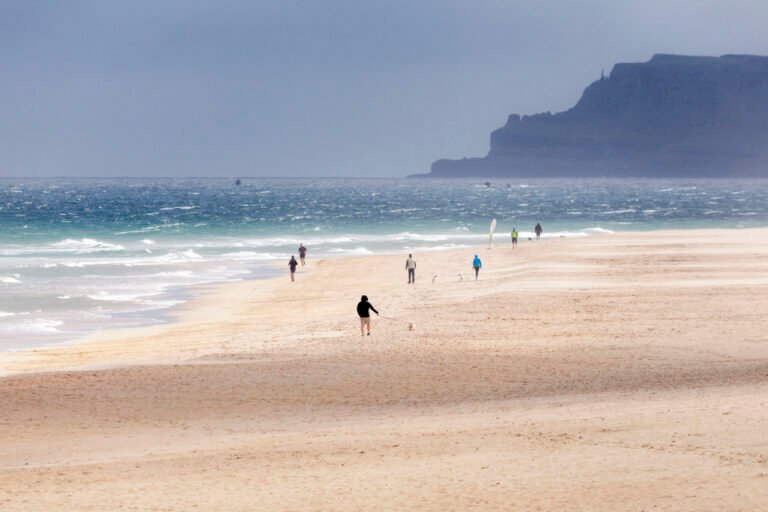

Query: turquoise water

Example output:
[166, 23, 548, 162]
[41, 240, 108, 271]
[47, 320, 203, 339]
[2, 177, 768, 349]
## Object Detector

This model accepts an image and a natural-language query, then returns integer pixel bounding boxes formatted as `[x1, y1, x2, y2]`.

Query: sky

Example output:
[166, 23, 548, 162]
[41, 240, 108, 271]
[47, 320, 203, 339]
[1, 1, 768, 178]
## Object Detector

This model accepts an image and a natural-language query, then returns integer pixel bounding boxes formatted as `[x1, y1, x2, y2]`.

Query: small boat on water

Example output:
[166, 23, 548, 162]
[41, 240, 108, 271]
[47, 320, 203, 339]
[235, 178, 241, 186]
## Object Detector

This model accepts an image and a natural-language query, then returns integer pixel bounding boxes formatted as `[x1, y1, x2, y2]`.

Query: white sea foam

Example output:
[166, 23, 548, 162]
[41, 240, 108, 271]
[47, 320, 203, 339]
[88, 291, 163, 302]
[385, 232, 486, 243]
[145, 270, 196, 278]
[114, 226, 161, 235]
[51, 238, 125, 253]
[45, 250, 209, 270]
[0, 243, 83, 260]
[404, 243, 470, 251]
[0, 319, 63, 334]
[194, 236, 343, 249]
[226, 237, 302, 247]
[195, 229, 612, 252]
[140, 299, 186, 309]
[159, 249, 202, 261]
[0, 275, 21, 284]
[188, 232, 492, 251]
[121, 249, 204, 267]
[0, 311, 15, 318]
[328, 247, 375, 255]
[388, 232, 445, 242]
[600, 209, 636, 214]
[219, 251, 283, 261]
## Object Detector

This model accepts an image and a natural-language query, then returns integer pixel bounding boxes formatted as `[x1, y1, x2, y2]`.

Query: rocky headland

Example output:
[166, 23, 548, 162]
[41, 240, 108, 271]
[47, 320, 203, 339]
[424, 54, 768, 177]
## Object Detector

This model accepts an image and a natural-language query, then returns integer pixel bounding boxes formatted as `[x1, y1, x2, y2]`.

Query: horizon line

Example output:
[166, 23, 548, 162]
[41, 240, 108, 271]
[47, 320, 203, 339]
[3, 175, 768, 180]
[0, 175, 415, 180]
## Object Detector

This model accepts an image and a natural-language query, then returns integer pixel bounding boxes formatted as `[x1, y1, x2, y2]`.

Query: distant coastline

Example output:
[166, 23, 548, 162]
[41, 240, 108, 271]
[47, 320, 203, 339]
[422, 54, 768, 178]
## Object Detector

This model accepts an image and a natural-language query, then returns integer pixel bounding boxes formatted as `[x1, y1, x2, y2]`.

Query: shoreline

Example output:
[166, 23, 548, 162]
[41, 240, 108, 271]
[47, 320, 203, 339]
[0, 225, 765, 376]
[0, 226, 606, 359]
[2, 227, 603, 372]
[4, 216, 768, 356]
[1, 262, 282, 352]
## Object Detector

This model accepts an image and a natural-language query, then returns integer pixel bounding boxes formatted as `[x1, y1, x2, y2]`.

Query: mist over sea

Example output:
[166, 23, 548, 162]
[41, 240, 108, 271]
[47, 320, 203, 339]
[2, 177, 768, 350]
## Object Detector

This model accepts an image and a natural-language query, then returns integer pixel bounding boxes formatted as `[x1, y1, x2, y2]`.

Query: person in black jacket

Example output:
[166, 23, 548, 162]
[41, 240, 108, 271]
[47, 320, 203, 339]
[298, 243, 307, 266]
[357, 295, 379, 336]
[289, 256, 298, 281]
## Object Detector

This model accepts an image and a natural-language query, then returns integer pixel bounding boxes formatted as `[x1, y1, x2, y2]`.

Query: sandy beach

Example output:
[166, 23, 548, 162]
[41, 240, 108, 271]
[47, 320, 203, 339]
[1, 228, 767, 511]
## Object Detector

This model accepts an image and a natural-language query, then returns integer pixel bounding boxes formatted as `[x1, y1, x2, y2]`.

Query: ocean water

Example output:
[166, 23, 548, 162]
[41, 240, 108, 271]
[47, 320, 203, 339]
[2, 177, 768, 350]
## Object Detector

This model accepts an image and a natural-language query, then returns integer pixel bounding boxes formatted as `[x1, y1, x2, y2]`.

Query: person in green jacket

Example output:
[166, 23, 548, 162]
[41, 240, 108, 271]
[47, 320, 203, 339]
[511, 228, 518, 248]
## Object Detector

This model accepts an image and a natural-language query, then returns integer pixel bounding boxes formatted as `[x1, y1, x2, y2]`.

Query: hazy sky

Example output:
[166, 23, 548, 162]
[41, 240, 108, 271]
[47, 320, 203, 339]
[2, 1, 768, 177]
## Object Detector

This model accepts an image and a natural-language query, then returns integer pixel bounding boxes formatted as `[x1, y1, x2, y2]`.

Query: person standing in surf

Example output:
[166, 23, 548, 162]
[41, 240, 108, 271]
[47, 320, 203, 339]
[289, 255, 298, 281]
[535, 223, 543, 240]
[472, 254, 482, 280]
[511, 228, 518, 248]
[298, 243, 307, 266]
[357, 295, 379, 336]
[405, 253, 416, 284]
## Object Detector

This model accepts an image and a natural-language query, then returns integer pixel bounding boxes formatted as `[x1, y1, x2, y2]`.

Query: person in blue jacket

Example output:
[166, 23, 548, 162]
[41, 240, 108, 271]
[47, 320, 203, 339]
[472, 254, 482, 280]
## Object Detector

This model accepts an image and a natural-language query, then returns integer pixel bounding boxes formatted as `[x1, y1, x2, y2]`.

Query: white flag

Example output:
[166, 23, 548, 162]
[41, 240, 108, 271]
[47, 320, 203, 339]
[489, 218, 497, 247]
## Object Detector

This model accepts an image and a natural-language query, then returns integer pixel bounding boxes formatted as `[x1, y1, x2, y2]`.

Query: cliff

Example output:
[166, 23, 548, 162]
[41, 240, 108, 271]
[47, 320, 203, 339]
[426, 54, 768, 178]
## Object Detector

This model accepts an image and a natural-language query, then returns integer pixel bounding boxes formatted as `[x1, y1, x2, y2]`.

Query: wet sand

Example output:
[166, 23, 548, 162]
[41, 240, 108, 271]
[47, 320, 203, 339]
[1, 228, 767, 510]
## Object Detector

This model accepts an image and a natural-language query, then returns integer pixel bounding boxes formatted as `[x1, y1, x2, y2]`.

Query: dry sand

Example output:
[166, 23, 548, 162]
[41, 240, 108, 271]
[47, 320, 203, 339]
[1, 228, 767, 511]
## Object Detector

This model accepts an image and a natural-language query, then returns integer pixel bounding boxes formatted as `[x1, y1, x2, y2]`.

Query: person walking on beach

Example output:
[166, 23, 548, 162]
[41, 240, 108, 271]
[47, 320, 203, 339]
[405, 253, 416, 284]
[298, 243, 307, 266]
[357, 295, 379, 336]
[511, 228, 518, 248]
[535, 223, 543, 240]
[472, 254, 482, 280]
[289, 255, 298, 281]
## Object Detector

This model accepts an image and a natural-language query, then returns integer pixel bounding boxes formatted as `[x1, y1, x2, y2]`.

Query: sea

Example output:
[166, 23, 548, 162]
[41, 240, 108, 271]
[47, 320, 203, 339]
[2, 177, 768, 351]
